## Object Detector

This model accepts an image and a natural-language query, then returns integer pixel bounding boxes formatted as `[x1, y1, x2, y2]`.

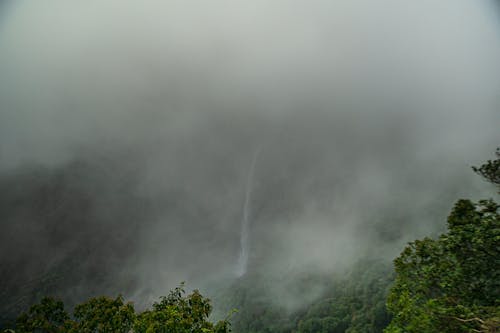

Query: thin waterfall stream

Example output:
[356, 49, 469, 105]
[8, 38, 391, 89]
[235, 149, 260, 277]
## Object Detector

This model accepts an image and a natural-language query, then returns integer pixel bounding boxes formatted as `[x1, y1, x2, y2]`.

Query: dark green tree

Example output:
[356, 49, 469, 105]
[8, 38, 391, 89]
[70, 295, 135, 333]
[385, 151, 500, 333]
[7, 284, 230, 333]
[134, 284, 230, 333]
[14, 297, 70, 333]
[472, 148, 500, 191]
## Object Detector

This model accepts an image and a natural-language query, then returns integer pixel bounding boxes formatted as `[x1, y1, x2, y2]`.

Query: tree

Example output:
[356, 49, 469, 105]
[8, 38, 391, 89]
[385, 151, 500, 333]
[70, 295, 135, 333]
[472, 148, 500, 191]
[14, 297, 70, 333]
[6, 284, 231, 333]
[134, 283, 230, 333]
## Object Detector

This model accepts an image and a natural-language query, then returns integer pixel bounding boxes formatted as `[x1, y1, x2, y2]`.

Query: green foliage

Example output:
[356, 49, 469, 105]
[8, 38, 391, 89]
[215, 259, 393, 333]
[386, 200, 499, 332]
[71, 295, 135, 333]
[14, 297, 70, 333]
[297, 301, 350, 333]
[472, 148, 500, 191]
[385, 151, 500, 333]
[6, 284, 230, 333]
[134, 284, 229, 333]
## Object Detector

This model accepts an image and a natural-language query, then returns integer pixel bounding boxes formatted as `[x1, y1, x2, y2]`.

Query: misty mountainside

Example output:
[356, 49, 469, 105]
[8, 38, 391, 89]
[0, 115, 493, 329]
[4, 150, 497, 333]
[211, 258, 394, 333]
[1, 0, 499, 332]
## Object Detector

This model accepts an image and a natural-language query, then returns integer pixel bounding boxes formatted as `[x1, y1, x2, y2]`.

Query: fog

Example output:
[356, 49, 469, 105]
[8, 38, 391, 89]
[0, 0, 499, 319]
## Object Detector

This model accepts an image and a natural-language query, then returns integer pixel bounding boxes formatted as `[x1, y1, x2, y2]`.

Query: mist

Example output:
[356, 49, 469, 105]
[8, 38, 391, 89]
[0, 0, 499, 322]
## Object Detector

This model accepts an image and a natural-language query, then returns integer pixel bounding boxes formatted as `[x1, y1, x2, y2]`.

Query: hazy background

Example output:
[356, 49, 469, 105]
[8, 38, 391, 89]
[0, 0, 499, 321]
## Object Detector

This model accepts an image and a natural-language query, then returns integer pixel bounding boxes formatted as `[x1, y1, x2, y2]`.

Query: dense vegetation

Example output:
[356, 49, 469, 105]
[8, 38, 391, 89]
[4, 284, 230, 333]
[2, 151, 498, 332]
[384, 150, 500, 332]
[385, 199, 499, 332]
[213, 259, 393, 333]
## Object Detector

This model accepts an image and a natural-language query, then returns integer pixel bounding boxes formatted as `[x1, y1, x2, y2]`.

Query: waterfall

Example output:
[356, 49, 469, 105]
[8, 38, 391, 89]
[235, 149, 260, 277]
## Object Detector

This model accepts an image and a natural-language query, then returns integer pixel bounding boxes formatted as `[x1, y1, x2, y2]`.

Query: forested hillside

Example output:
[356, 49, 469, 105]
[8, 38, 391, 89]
[384, 150, 500, 332]
[2, 151, 498, 333]
[213, 259, 393, 333]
